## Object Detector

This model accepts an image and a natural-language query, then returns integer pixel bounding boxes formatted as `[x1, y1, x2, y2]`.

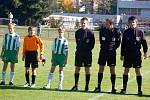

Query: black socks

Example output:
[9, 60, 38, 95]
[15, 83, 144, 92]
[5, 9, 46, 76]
[98, 73, 103, 88]
[25, 73, 30, 84]
[123, 74, 128, 90]
[74, 73, 79, 87]
[136, 76, 142, 92]
[32, 75, 36, 84]
[111, 74, 116, 90]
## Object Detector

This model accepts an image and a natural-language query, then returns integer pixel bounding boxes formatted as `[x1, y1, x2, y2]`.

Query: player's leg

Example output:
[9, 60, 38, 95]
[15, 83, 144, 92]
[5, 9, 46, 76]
[94, 51, 106, 93]
[31, 68, 36, 88]
[71, 66, 80, 91]
[9, 63, 15, 85]
[134, 52, 142, 96]
[24, 67, 30, 87]
[84, 67, 90, 91]
[0, 62, 8, 85]
[94, 65, 104, 93]
[0, 50, 9, 85]
[71, 53, 82, 91]
[108, 51, 117, 93]
[24, 55, 31, 87]
[30, 52, 38, 88]
[120, 67, 130, 94]
[43, 54, 58, 89]
[43, 66, 56, 89]
[58, 67, 64, 90]
[120, 54, 132, 94]
[57, 55, 66, 90]
[135, 68, 143, 96]
[84, 52, 92, 92]
[9, 50, 18, 85]
[110, 66, 116, 93]
[98, 65, 105, 87]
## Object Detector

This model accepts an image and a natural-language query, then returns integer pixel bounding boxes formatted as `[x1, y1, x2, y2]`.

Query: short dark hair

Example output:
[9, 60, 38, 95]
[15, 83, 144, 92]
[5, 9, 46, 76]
[128, 16, 137, 22]
[28, 26, 36, 32]
[106, 19, 114, 25]
[81, 17, 88, 21]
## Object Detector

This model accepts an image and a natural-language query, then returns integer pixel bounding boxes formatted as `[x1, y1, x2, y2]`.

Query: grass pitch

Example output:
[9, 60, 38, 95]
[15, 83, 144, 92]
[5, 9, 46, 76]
[0, 37, 150, 100]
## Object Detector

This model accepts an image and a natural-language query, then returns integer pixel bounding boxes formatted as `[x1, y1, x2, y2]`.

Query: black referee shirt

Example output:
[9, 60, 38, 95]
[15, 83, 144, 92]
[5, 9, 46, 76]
[99, 27, 121, 51]
[75, 28, 95, 53]
[121, 28, 148, 56]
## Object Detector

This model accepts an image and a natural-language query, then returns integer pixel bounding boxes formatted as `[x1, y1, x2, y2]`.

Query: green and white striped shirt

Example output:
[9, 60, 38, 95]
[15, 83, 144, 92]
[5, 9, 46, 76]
[52, 37, 68, 55]
[2, 32, 20, 50]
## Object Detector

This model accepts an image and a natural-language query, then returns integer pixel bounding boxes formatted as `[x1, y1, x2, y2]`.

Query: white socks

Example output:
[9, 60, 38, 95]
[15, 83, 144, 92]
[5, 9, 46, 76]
[10, 72, 14, 83]
[58, 73, 64, 86]
[1, 71, 14, 83]
[47, 72, 54, 85]
[2, 71, 6, 82]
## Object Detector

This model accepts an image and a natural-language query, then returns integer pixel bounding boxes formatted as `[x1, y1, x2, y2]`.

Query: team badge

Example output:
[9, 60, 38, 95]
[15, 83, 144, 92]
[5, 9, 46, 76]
[136, 37, 140, 41]
[112, 38, 116, 41]
[86, 39, 90, 43]
[102, 37, 105, 40]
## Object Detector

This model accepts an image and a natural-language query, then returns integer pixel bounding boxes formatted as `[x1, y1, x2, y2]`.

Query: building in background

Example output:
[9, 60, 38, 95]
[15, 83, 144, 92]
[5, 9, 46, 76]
[117, 0, 150, 16]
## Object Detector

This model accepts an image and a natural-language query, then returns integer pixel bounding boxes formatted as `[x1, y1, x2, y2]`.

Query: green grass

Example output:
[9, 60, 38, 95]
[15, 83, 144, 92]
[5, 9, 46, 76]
[0, 37, 150, 100]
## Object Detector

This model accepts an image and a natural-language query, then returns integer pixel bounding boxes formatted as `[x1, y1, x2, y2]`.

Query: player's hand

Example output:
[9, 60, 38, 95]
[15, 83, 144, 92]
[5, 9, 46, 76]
[120, 56, 124, 61]
[143, 52, 148, 59]
[40, 54, 44, 60]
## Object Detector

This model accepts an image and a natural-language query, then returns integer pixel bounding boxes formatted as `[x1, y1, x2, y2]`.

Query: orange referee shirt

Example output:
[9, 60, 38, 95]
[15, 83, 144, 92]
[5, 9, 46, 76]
[23, 35, 44, 56]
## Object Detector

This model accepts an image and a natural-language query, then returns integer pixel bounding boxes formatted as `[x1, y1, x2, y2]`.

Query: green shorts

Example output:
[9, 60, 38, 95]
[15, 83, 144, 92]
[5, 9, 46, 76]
[51, 54, 66, 67]
[2, 50, 18, 64]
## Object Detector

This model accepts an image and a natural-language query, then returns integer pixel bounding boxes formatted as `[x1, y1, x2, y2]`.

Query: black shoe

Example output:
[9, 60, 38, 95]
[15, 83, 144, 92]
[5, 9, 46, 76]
[85, 85, 89, 92]
[71, 86, 78, 91]
[94, 87, 101, 93]
[138, 91, 143, 96]
[0, 81, 5, 85]
[111, 89, 117, 94]
[9, 82, 14, 86]
[120, 89, 127, 94]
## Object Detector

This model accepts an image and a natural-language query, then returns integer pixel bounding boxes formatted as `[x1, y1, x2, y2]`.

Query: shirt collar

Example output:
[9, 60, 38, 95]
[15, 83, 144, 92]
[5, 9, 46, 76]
[8, 32, 16, 37]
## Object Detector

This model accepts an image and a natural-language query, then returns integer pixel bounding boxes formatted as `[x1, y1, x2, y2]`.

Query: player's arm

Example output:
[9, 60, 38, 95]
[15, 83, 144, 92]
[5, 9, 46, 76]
[115, 29, 121, 49]
[51, 51, 54, 63]
[0, 35, 5, 58]
[141, 31, 148, 59]
[64, 40, 69, 64]
[38, 37, 44, 59]
[51, 39, 56, 62]
[65, 51, 68, 64]
[16, 36, 21, 59]
[90, 31, 95, 50]
[0, 47, 4, 59]
[22, 37, 26, 61]
[120, 33, 126, 60]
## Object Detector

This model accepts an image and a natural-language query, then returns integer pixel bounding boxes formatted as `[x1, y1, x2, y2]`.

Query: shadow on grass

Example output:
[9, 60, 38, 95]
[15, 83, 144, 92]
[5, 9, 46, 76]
[0, 85, 150, 97]
[0, 85, 41, 91]
[112, 92, 150, 97]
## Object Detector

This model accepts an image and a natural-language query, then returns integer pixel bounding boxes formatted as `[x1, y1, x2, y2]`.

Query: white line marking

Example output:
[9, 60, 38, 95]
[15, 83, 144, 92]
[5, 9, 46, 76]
[89, 71, 150, 100]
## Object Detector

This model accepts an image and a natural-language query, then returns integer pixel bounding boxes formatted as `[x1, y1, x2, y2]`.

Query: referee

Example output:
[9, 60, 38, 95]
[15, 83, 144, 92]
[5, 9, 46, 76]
[94, 19, 121, 93]
[120, 16, 148, 96]
[71, 17, 95, 92]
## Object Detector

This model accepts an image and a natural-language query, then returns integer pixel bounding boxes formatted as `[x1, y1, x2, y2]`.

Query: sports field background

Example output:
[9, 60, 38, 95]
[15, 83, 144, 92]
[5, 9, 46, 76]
[0, 26, 150, 100]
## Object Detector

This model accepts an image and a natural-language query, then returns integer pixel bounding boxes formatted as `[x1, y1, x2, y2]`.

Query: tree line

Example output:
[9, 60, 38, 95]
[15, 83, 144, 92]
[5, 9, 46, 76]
[0, 0, 117, 26]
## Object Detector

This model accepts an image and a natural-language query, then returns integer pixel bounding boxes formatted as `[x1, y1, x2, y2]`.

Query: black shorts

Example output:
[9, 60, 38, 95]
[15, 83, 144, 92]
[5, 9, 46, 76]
[75, 52, 92, 67]
[25, 51, 38, 68]
[98, 50, 116, 67]
[123, 51, 141, 68]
